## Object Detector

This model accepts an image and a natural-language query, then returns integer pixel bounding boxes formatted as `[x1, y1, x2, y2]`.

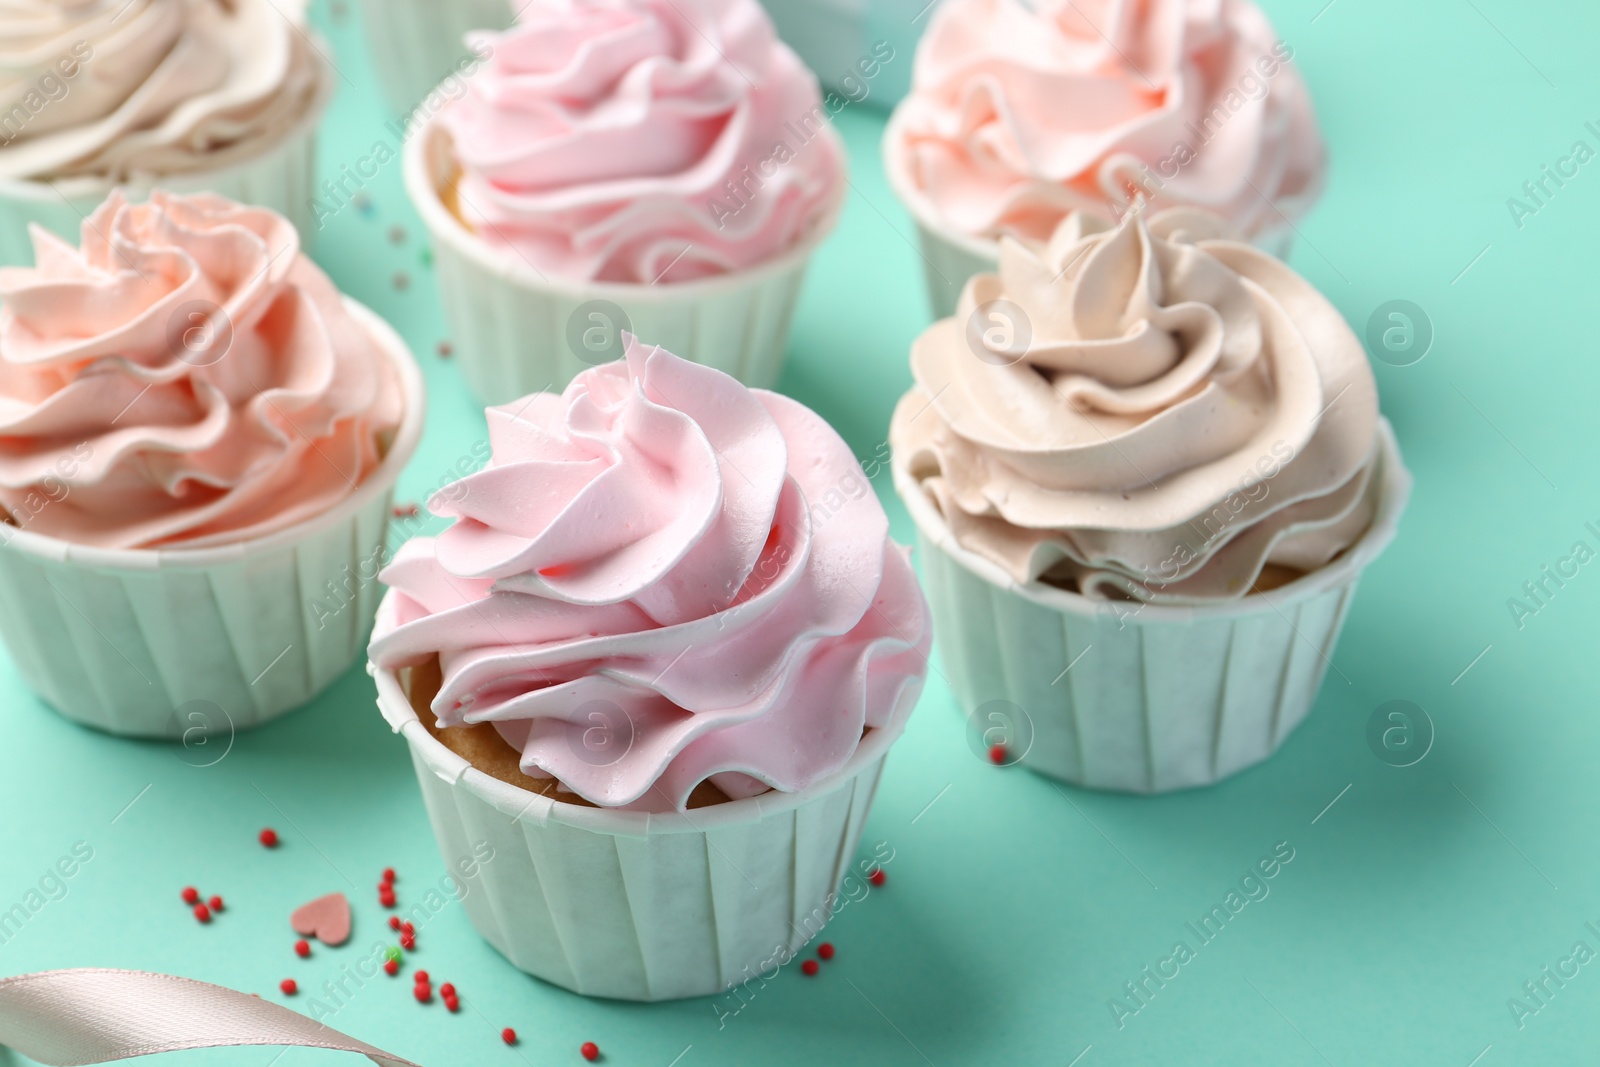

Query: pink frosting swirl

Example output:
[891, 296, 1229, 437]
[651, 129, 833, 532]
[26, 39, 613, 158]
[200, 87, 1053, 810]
[885, 0, 1325, 243]
[369, 339, 930, 812]
[438, 0, 844, 284]
[0, 190, 405, 550]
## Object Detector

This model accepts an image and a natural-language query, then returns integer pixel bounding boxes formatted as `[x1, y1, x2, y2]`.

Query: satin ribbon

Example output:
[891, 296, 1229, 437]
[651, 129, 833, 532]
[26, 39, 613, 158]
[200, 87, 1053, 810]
[0, 969, 421, 1066]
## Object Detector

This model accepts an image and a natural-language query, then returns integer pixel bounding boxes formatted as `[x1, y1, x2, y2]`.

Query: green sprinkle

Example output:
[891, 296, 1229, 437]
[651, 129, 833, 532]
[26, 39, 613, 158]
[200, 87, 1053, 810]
[386, 945, 402, 963]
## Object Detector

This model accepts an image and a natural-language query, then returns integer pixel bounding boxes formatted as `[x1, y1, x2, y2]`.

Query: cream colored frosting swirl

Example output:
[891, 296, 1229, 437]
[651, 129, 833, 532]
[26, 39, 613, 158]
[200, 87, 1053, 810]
[890, 207, 1382, 602]
[0, 0, 326, 183]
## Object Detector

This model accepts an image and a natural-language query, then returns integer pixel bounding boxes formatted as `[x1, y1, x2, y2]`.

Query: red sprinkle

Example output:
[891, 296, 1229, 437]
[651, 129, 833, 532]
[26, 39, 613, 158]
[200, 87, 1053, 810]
[294, 940, 310, 958]
[438, 982, 454, 997]
[193, 904, 211, 923]
[437, 341, 453, 358]
[414, 984, 432, 1003]
[208, 895, 224, 913]
[383, 959, 400, 977]
[868, 869, 886, 887]
[801, 960, 819, 977]
[502, 1029, 517, 1046]
[181, 887, 200, 905]
[413, 970, 430, 984]
[581, 1042, 600, 1062]
[400, 932, 416, 950]
[388, 916, 402, 930]
[537, 563, 573, 578]
[401, 922, 415, 937]
[988, 744, 1008, 765]
[380, 891, 396, 910]
[444, 996, 459, 1013]
[259, 828, 279, 848]
[818, 943, 835, 960]
[382, 868, 397, 884]
[280, 979, 297, 996]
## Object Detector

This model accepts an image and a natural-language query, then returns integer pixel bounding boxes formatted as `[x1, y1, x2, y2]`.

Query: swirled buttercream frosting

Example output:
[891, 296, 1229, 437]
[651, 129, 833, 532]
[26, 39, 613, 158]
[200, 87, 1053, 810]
[890, 207, 1382, 603]
[436, 0, 844, 283]
[885, 0, 1325, 243]
[0, 190, 405, 549]
[370, 338, 930, 812]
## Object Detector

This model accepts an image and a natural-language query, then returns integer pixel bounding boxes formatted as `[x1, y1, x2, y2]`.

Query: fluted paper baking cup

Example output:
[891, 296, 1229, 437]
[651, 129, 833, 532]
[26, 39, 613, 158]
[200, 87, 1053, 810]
[358, 0, 512, 116]
[370, 597, 907, 1002]
[0, 54, 332, 266]
[895, 420, 1410, 794]
[405, 118, 845, 405]
[0, 300, 425, 738]
[883, 108, 1298, 321]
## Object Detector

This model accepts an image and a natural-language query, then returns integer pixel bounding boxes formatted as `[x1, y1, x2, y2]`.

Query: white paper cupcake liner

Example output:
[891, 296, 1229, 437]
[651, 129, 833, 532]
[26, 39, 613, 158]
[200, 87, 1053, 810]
[405, 118, 844, 405]
[370, 597, 908, 1002]
[357, 0, 513, 116]
[895, 420, 1410, 794]
[0, 301, 425, 738]
[883, 108, 1301, 320]
[0, 55, 333, 267]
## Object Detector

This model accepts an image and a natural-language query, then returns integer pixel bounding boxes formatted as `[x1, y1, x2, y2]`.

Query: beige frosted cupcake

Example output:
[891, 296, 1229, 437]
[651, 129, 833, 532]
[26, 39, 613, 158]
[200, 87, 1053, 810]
[890, 207, 1409, 793]
[405, 0, 845, 404]
[0, 191, 424, 737]
[884, 0, 1326, 317]
[0, 0, 331, 262]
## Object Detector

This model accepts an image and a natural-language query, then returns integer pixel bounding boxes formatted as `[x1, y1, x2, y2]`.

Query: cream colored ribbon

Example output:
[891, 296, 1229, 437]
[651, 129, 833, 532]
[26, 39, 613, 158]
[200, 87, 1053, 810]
[0, 969, 421, 1066]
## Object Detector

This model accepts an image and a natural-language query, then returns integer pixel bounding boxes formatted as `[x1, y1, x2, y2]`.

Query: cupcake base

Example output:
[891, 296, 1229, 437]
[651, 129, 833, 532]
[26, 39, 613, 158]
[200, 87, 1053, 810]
[0, 301, 425, 738]
[405, 119, 845, 405]
[0, 55, 332, 266]
[895, 420, 1410, 794]
[371, 598, 909, 1002]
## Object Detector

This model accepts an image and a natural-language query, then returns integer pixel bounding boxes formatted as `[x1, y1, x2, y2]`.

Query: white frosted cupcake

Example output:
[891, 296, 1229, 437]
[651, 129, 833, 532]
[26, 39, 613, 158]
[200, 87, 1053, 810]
[0, 191, 424, 737]
[357, 0, 512, 116]
[0, 0, 331, 262]
[405, 0, 846, 404]
[884, 0, 1326, 317]
[890, 207, 1409, 793]
[369, 339, 930, 1000]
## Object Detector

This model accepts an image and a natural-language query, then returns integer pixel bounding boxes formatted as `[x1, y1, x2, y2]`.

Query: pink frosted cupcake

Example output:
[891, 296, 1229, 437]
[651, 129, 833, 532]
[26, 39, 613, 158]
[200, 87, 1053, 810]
[405, 0, 847, 403]
[369, 339, 929, 999]
[884, 0, 1326, 315]
[0, 190, 424, 737]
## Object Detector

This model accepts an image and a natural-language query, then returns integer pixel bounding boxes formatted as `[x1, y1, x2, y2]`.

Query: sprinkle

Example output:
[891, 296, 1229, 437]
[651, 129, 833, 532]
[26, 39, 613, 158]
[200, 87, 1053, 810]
[413, 971, 429, 984]
[208, 895, 224, 913]
[401, 922, 415, 937]
[436, 341, 453, 358]
[537, 564, 573, 578]
[385, 945, 402, 963]
[581, 1041, 600, 1061]
[419, 247, 434, 268]
[414, 984, 432, 1004]
[502, 1029, 517, 1046]
[280, 979, 297, 995]
[868, 869, 886, 887]
[391, 503, 419, 520]
[439, 983, 454, 997]
[393, 272, 410, 292]
[988, 744, 1008, 765]
[383, 958, 400, 977]
[353, 193, 373, 216]
[801, 960, 819, 977]
[193, 904, 211, 923]
[818, 943, 835, 960]
[181, 887, 199, 905]
[445, 996, 459, 1013]
[295, 940, 311, 958]
[388, 916, 402, 931]
[388, 225, 406, 245]
[382, 868, 397, 884]
[259, 829, 279, 848]
[400, 931, 416, 950]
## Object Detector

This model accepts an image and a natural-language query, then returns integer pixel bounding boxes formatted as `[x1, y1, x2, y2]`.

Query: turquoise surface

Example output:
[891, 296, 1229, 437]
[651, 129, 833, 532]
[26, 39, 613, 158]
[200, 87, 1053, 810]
[3, 1, 1599, 1064]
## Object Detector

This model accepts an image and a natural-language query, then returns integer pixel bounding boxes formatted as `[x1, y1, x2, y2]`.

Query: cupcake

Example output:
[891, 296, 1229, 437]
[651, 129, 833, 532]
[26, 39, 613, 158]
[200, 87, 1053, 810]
[357, 0, 511, 116]
[884, 0, 1326, 317]
[890, 207, 1409, 793]
[0, 190, 424, 737]
[369, 339, 930, 1000]
[0, 0, 332, 264]
[405, 0, 847, 405]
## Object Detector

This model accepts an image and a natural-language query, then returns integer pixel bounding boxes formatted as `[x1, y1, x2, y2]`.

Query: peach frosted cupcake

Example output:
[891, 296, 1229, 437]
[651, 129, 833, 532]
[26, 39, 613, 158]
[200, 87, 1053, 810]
[405, 0, 845, 403]
[369, 339, 929, 999]
[891, 208, 1408, 792]
[884, 0, 1326, 315]
[0, 191, 423, 737]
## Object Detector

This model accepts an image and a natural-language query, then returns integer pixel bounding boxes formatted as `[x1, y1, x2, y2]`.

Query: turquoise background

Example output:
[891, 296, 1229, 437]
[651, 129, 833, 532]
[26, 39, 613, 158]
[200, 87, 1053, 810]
[3, 1, 1599, 1064]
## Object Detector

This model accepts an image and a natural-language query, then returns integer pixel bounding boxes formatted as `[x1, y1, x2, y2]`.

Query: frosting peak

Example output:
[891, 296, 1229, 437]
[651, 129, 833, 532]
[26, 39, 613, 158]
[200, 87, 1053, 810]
[886, 0, 1325, 244]
[370, 339, 930, 811]
[0, 190, 404, 549]
[438, 0, 844, 283]
[891, 207, 1381, 602]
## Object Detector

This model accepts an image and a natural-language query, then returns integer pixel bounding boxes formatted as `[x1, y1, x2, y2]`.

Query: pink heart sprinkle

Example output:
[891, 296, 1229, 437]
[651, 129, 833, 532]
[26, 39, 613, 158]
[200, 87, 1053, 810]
[289, 892, 351, 946]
